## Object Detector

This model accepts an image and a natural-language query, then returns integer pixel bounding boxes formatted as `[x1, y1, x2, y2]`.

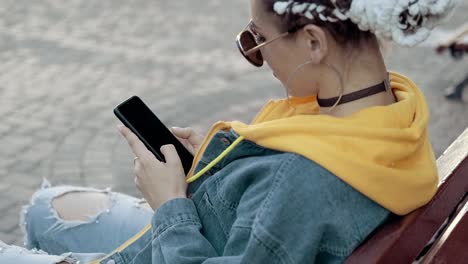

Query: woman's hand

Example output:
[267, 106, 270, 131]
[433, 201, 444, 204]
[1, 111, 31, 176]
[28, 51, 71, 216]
[118, 125, 188, 211]
[170, 127, 205, 156]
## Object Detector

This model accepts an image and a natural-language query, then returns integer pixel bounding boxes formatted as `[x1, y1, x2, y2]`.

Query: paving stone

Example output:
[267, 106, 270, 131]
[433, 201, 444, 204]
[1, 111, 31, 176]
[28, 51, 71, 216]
[0, 231, 20, 245]
[0, 193, 16, 213]
[0, 206, 22, 233]
[3, 172, 42, 189]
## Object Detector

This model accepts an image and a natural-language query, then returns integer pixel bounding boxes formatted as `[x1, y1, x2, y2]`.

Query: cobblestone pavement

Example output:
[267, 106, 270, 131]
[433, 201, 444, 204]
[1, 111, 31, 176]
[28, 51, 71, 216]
[0, 0, 467, 246]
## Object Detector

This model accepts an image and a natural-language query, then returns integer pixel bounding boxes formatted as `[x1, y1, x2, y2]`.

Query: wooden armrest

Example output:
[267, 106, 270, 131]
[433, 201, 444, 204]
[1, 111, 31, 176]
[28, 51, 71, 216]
[421, 197, 468, 263]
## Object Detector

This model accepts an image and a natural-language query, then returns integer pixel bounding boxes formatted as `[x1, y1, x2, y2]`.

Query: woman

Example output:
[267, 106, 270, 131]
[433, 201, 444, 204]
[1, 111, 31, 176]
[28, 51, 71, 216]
[0, 0, 457, 263]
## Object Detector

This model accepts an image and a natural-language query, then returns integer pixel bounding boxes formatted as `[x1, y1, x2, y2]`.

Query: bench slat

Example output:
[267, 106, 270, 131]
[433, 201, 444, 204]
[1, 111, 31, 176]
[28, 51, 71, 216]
[421, 198, 468, 263]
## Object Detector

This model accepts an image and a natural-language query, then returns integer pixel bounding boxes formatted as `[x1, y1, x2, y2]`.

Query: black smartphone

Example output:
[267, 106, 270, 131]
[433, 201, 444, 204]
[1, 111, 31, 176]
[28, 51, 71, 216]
[114, 96, 194, 175]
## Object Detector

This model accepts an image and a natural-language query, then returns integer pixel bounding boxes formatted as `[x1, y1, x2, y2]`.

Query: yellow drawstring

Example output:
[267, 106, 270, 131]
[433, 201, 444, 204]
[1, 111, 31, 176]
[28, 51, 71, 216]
[186, 136, 245, 183]
[88, 136, 245, 264]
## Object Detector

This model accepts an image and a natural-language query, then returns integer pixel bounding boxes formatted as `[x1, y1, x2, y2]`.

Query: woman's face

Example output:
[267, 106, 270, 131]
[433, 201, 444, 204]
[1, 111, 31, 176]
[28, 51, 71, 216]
[249, 0, 323, 97]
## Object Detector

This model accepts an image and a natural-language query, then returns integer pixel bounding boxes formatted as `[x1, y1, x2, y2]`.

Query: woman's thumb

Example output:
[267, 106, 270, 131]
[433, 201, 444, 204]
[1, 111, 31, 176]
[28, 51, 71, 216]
[171, 127, 191, 138]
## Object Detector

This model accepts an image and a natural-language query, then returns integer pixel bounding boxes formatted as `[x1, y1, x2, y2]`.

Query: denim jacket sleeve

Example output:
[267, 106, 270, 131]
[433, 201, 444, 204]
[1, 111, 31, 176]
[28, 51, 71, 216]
[150, 154, 389, 264]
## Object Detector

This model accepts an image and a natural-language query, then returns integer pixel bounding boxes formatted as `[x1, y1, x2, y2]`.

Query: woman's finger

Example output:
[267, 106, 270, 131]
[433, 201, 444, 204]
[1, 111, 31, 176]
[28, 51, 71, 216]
[118, 125, 149, 158]
[134, 157, 142, 173]
[171, 127, 192, 139]
[160, 144, 182, 166]
[133, 158, 144, 190]
[134, 176, 140, 189]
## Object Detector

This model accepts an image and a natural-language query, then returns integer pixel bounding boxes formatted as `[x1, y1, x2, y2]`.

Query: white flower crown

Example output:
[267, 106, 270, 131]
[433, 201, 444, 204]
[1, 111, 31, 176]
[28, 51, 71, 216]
[273, 0, 460, 46]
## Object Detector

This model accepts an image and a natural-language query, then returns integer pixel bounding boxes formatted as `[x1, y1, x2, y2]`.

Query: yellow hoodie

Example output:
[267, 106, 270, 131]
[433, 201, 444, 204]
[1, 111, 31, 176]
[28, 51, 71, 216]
[186, 71, 438, 216]
[89, 72, 439, 263]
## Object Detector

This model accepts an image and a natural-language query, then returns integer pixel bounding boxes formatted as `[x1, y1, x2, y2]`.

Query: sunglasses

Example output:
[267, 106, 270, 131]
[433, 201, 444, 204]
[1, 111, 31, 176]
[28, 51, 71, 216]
[236, 20, 305, 67]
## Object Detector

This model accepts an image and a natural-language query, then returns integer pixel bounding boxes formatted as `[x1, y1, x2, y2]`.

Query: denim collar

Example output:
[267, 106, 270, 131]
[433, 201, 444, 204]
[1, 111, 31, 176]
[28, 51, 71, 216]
[187, 128, 279, 195]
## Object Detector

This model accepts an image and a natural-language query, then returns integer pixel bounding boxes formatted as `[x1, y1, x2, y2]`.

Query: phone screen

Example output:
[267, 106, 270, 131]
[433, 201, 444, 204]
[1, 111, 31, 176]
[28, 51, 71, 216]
[114, 96, 194, 174]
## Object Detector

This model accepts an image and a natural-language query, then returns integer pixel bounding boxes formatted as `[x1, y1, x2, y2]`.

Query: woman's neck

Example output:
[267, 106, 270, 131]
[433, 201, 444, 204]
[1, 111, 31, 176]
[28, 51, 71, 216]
[318, 42, 396, 118]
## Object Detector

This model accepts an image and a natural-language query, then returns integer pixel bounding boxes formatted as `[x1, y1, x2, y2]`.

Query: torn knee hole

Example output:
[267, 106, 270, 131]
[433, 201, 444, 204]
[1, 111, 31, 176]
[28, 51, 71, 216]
[51, 191, 112, 221]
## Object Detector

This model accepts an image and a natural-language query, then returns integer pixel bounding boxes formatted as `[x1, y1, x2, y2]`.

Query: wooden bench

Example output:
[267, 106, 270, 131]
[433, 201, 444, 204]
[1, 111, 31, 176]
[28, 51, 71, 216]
[345, 128, 468, 264]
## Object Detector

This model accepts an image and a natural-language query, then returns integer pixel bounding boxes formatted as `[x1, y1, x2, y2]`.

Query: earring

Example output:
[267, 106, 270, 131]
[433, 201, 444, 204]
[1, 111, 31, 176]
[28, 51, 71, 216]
[284, 60, 345, 114]
[320, 62, 345, 114]
[284, 60, 316, 108]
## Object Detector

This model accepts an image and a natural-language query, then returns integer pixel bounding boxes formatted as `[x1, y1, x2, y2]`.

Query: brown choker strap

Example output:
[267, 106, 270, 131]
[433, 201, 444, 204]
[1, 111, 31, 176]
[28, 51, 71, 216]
[317, 77, 390, 107]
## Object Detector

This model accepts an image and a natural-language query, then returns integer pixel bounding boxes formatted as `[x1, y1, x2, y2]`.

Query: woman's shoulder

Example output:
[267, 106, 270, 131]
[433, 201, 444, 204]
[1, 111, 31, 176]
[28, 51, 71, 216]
[231, 152, 386, 211]
[245, 152, 391, 258]
[279, 153, 389, 210]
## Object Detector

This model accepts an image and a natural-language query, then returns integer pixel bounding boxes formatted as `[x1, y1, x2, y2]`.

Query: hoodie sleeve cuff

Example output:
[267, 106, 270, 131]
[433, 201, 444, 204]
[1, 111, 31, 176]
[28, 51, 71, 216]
[151, 198, 201, 237]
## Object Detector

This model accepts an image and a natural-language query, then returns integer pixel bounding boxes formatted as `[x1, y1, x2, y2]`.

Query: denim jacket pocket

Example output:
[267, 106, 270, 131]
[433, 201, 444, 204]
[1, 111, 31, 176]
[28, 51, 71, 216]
[196, 191, 229, 254]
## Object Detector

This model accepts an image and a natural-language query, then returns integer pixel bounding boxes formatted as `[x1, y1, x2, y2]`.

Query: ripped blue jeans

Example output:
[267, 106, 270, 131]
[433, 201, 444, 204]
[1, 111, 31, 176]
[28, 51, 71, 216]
[0, 178, 153, 264]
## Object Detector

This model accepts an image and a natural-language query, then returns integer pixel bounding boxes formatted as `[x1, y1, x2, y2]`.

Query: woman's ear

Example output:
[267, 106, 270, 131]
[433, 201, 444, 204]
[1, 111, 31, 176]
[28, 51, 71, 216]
[303, 24, 328, 64]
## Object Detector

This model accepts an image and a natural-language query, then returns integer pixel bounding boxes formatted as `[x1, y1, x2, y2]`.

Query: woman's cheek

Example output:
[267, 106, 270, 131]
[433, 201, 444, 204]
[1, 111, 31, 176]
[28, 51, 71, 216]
[266, 46, 291, 80]
[263, 51, 282, 78]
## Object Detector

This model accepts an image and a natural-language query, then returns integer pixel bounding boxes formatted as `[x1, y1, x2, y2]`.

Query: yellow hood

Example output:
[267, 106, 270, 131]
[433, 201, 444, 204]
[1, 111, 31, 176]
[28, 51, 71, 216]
[187, 71, 438, 215]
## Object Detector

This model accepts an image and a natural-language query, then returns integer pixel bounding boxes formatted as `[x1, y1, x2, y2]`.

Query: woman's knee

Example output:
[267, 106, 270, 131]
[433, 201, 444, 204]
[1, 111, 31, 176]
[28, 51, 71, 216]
[51, 191, 111, 221]
[20, 183, 113, 250]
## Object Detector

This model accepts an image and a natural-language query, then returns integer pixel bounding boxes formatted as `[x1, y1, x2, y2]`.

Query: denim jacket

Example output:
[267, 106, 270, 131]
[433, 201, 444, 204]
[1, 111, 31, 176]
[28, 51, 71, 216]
[96, 127, 390, 264]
